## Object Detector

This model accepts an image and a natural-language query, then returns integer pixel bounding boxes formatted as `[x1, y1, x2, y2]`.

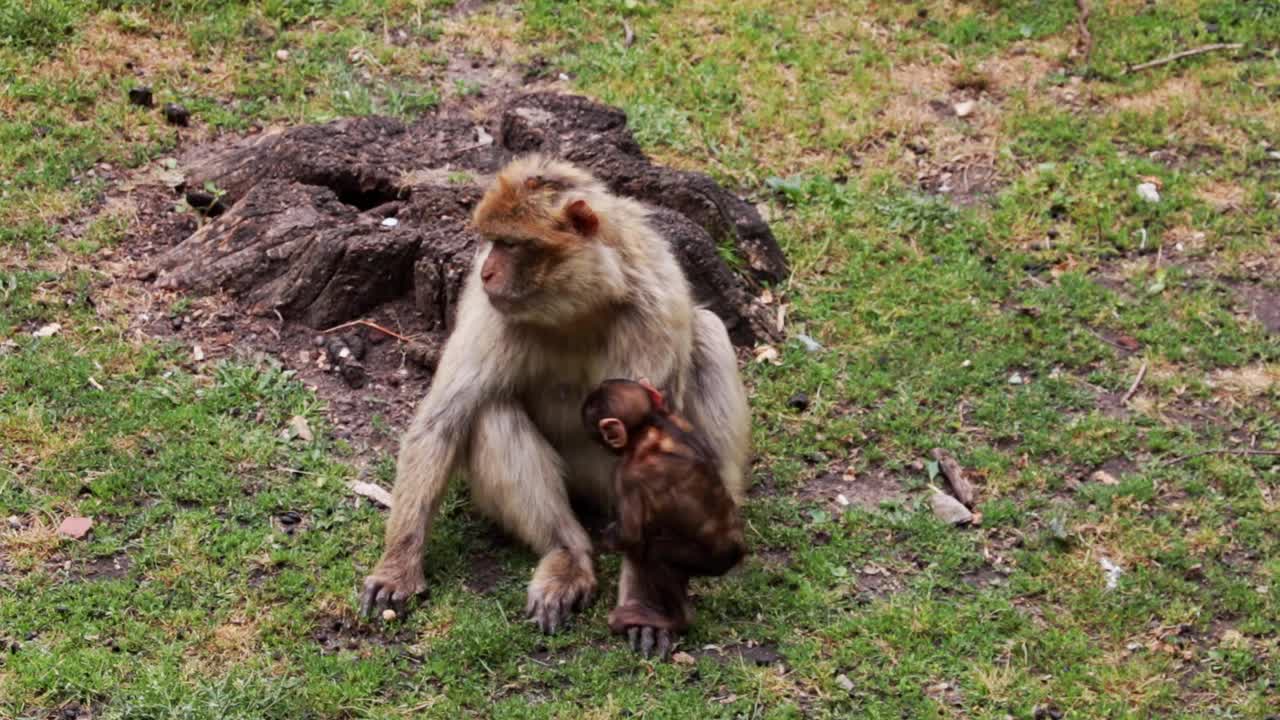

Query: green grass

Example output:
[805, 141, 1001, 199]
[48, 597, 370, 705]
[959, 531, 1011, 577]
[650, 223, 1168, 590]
[3, 0, 1279, 718]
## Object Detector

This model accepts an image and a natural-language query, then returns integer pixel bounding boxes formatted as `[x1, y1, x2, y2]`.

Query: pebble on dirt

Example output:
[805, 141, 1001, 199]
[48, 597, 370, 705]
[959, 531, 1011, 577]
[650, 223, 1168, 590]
[787, 391, 810, 411]
[1136, 182, 1160, 203]
[163, 103, 191, 127]
[930, 491, 973, 525]
[57, 516, 94, 539]
[128, 86, 154, 108]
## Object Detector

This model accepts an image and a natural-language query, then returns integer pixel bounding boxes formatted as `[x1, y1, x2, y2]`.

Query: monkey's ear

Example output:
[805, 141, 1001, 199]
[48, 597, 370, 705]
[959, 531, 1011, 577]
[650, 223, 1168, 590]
[637, 378, 666, 411]
[598, 418, 628, 449]
[565, 199, 599, 237]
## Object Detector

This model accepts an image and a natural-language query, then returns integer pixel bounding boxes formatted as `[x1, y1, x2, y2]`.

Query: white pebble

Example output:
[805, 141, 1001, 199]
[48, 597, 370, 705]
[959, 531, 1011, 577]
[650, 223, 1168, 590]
[953, 100, 976, 118]
[275, 49, 290, 62]
[382, 608, 397, 621]
[1136, 183, 1160, 203]
[380, 217, 399, 228]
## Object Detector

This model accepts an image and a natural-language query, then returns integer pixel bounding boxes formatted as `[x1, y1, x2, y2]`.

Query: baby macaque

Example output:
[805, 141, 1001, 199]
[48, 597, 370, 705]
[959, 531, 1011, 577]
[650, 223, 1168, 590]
[581, 379, 747, 657]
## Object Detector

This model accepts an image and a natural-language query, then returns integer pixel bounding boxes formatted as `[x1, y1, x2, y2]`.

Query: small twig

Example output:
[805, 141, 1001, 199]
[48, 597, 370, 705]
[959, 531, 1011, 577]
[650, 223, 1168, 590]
[1120, 361, 1147, 406]
[1162, 448, 1280, 467]
[1087, 327, 1127, 351]
[1075, 0, 1093, 64]
[321, 319, 413, 343]
[623, 21, 635, 48]
[1125, 43, 1244, 75]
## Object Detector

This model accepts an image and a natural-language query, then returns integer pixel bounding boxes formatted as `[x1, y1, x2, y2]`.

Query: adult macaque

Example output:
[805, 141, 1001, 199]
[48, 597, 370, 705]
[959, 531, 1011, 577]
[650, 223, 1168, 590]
[360, 155, 751, 641]
[583, 379, 747, 658]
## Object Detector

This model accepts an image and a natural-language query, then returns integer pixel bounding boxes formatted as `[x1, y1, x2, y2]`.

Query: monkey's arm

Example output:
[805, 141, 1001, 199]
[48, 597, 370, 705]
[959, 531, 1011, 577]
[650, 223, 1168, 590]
[362, 294, 515, 617]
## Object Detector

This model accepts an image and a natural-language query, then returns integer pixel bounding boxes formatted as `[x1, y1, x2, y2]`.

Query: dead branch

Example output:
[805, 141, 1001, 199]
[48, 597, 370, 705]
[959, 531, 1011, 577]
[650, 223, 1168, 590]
[321, 318, 414, 343]
[1120, 361, 1147, 406]
[1161, 448, 1280, 467]
[1075, 0, 1093, 64]
[931, 448, 976, 508]
[1125, 43, 1244, 75]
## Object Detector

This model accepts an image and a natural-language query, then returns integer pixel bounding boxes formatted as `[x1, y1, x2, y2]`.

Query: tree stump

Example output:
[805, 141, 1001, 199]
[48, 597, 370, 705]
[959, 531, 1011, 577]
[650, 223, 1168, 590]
[154, 93, 786, 346]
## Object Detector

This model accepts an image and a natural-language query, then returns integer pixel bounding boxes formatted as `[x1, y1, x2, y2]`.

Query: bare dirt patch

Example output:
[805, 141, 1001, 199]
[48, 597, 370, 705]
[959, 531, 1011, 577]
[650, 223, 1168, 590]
[312, 612, 415, 654]
[799, 466, 912, 511]
[919, 158, 1000, 207]
[1230, 282, 1280, 335]
[693, 641, 782, 667]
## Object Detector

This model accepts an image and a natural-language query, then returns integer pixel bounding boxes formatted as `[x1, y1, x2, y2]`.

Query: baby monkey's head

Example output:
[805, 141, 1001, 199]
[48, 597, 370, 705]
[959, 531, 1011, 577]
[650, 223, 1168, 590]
[581, 378, 666, 452]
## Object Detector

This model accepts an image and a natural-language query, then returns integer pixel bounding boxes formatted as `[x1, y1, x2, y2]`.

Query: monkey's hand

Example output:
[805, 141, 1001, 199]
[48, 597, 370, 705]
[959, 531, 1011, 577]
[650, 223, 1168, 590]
[526, 548, 596, 634]
[359, 562, 426, 620]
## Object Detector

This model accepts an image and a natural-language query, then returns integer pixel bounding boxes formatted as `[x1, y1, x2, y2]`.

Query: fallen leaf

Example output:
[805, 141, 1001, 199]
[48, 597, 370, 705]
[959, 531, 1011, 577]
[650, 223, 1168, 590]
[58, 516, 94, 539]
[288, 415, 314, 442]
[671, 651, 695, 665]
[351, 481, 393, 508]
[753, 345, 780, 364]
[1099, 556, 1123, 590]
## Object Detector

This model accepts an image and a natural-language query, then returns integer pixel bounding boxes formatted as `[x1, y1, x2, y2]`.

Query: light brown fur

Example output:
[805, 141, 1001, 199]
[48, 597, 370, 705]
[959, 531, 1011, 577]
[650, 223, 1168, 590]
[360, 155, 751, 635]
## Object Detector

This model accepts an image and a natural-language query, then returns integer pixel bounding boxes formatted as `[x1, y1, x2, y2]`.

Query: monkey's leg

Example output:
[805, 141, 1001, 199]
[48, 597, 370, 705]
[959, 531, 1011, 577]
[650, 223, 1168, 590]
[684, 308, 751, 503]
[469, 402, 596, 634]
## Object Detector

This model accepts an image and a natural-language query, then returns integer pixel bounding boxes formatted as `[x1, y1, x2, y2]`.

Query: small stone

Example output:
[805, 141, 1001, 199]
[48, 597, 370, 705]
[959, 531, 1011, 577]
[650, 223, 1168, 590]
[931, 491, 973, 525]
[342, 333, 366, 361]
[163, 103, 191, 127]
[278, 510, 301, 526]
[32, 323, 61, 338]
[128, 86, 154, 108]
[1008, 372, 1025, 385]
[381, 608, 397, 622]
[954, 100, 976, 118]
[1136, 182, 1160, 203]
[340, 361, 368, 389]
[835, 493, 850, 507]
[1090, 470, 1119, 485]
[835, 673, 855, 693]
[7, 515, 21, 528]
[1268, 151, 1280, 161]
[787, 392, 810, 411]
[380, 217, 399, 228]
[275, 49, 290, 62]
[192, 345, 205, 362]
[57, 516, 94, 539]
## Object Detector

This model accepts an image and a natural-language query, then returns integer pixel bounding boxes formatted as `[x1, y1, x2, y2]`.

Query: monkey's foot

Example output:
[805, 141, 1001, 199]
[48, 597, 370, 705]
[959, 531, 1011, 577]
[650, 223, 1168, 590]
[626, 625, 674, 660]
[526, 548, 596, 634]
[608, 602, 679, 660]
[359, 562, 426, 620]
